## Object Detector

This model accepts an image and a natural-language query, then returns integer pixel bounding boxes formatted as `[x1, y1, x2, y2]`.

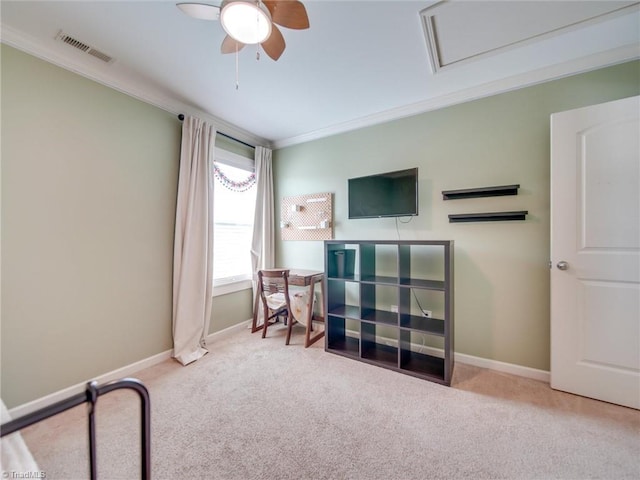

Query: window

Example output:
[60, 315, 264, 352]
[213, 149, 256, 294]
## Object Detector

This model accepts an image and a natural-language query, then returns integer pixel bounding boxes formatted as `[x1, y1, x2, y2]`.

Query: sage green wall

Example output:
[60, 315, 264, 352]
[0, 45, 249, 407]
[273, 60, 640, 372]
[1, 44, 178, 407]
[211, 288, 254, 333]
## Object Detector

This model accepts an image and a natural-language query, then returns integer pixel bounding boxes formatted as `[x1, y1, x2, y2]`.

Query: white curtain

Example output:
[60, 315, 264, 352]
[250, 146, 275, 322]
[172, 116, 215, 365]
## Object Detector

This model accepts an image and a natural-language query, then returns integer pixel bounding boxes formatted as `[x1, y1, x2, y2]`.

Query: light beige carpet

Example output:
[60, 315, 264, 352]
[20, 323, 640, 479]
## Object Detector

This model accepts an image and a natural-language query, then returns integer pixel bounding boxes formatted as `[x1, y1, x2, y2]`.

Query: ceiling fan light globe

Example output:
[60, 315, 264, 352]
[220, 1, 272, 45]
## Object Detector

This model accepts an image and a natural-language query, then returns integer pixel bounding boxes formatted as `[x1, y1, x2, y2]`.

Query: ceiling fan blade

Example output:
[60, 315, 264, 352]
[221, 35, 245, 54]
[177, 3, 220, 21]
[263, 0, 310, 30]
[261, 24, 285, 61]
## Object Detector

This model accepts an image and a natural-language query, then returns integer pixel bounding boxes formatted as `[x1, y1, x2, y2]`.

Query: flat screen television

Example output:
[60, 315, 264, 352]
[348, 168, 418, 219]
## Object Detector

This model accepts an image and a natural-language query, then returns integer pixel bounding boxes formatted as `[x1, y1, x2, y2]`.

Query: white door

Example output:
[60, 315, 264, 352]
[550, 95, 640, 409]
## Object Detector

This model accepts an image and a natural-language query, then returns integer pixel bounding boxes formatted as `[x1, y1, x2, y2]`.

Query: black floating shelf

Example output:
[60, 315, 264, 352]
[442, 184, 520, 200]
[449, 211, 528, 223]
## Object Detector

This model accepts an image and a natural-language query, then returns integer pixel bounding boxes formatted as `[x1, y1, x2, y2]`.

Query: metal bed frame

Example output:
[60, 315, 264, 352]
[1, 378, 150, 480]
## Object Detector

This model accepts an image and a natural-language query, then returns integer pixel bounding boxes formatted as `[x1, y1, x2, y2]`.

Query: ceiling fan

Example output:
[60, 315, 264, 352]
[177, 1, 310, 61]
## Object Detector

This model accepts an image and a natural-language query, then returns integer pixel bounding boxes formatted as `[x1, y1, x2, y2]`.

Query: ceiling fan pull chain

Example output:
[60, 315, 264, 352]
[235, 45, 239, 90]
[256, 5, 261, 61]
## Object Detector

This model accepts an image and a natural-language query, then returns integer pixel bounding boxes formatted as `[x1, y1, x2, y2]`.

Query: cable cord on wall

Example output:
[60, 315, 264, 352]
[394, 216, 428, 315]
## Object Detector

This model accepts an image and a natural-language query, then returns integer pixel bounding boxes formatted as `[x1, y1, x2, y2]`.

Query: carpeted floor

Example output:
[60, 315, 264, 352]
[19, 322, 640, 479]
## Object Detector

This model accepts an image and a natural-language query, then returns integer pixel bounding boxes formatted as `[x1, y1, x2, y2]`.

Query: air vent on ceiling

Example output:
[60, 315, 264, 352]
[55, 31, 114, 64]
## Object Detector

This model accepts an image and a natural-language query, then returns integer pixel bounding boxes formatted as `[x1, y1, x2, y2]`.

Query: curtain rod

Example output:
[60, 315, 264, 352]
[177, 114, 255, 149]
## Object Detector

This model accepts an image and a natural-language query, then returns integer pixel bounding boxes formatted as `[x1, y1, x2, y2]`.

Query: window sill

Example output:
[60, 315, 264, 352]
[213, 279, 253, 297]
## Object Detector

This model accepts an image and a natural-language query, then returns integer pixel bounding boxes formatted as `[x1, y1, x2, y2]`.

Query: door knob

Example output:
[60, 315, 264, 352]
[556, 261, 569, 271]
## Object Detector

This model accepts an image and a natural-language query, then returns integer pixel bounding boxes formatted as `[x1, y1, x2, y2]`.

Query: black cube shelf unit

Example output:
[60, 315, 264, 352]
[324, 240, 454, 386]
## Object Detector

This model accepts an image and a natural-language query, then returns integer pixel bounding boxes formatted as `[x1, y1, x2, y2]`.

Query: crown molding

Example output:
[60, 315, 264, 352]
[3, 23, 637, 152]
[272, 43, 640, 149]
[0, 24, 270, 149]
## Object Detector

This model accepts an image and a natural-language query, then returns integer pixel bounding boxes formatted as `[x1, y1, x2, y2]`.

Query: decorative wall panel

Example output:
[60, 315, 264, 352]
[281, 192, 333, 241]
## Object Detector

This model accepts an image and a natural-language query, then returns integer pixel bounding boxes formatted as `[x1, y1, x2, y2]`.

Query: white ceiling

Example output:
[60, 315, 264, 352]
[1, 1, 639, 148]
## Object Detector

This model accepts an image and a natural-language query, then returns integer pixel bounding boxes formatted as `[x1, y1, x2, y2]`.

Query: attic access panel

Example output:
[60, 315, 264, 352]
[420, 1, 637, 72]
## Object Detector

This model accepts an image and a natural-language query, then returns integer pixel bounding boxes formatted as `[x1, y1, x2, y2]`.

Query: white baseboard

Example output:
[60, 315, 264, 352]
[345, 329, 550, 383]
[206, 319, 252, 345]
[8, 349, 173, 418]
[413, 344, 550, 382]
[9, 320, 548, 417]
[454, 352, 550, 382]
[8, 320, 253, 418]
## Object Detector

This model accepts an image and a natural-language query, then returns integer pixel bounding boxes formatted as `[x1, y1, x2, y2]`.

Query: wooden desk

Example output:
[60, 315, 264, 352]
[251, 269, 325, 347]
[287, 269, 324, 288]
